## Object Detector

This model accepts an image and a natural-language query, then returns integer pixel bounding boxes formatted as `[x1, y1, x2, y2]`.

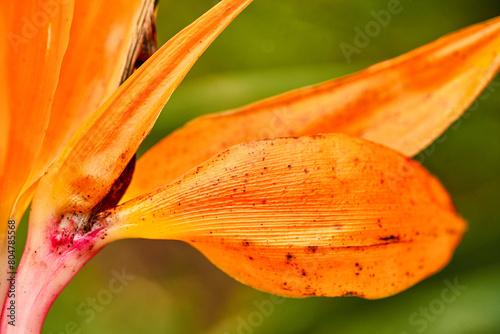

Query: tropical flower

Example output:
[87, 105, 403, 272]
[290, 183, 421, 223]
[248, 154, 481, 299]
[1, 0, 499, 332]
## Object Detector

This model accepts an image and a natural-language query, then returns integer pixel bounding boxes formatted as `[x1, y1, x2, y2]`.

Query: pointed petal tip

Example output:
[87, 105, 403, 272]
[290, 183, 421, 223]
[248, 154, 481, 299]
[32, 0, 253, 222]
[126, 14, 500, 200]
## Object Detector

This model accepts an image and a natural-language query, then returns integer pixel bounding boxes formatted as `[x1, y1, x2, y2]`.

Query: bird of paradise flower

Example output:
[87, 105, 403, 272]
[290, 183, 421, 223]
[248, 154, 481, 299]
[1, 0, 500, 332]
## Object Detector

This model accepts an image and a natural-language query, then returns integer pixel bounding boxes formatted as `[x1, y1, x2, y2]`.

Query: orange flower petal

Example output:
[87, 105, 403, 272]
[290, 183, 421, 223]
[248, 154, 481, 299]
[11, 0, 157, 224]
[101, 134, 466, 299]
[30, 0, 253, 223]
[0, 16, 10, 301]
[0, 0, 74, 303]
[124, 16, 500, 201]
[0, 1, 74, 224]
[0, 18, 8, 176]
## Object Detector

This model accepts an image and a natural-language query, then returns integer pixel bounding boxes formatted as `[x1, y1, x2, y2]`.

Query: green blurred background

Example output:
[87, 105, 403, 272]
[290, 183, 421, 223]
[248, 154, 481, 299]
[37, 0, 500, 333]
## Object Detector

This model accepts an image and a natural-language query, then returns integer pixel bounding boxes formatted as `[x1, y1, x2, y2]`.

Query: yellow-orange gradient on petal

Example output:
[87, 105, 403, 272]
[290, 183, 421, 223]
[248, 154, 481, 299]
[29, 0, 253, 231]
[124, 16, 500, 201]
[10, 0, 157, 223]
[101, 134, 466, 299]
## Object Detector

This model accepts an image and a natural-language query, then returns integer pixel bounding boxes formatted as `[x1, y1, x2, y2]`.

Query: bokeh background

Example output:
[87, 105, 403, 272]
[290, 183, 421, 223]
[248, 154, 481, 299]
[28, 0, 500, 333]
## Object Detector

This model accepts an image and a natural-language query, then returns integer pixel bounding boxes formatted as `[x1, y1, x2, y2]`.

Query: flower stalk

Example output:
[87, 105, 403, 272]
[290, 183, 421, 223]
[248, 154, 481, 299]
[1, 215, 108, 332]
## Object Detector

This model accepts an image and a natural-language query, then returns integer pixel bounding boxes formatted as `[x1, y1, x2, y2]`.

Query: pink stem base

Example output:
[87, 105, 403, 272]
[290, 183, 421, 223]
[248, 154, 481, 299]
[0, 221, 108, 333]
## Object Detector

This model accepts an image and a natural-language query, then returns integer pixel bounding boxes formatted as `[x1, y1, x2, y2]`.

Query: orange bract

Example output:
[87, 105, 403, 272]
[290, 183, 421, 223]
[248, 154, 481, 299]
[25, 0, 153, 198]
[124, 16, 500, 201]
[8, 0, 157, 225]
[30, 0, 254, 225]
[102, 134, 466, 298]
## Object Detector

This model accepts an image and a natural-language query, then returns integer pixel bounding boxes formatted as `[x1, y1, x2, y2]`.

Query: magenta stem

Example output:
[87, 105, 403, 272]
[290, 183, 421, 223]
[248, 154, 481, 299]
[0, 221, 108, 333]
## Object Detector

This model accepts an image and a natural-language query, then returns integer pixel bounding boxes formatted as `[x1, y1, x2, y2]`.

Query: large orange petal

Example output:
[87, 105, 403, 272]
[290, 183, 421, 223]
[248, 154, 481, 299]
[10, 0, 158, 222]
[124, 16, 500, 201]
[100, 134, 466, 299]
[0, 18, 8, 177]
[0, 0, 74, 222]
[0, 0, 74, 306]
[30, 0, 253, 228]
[0, 14, 11, 306]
